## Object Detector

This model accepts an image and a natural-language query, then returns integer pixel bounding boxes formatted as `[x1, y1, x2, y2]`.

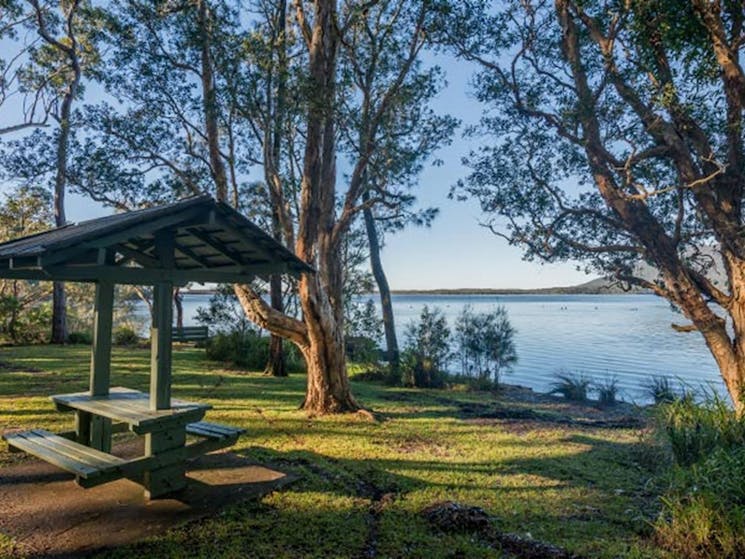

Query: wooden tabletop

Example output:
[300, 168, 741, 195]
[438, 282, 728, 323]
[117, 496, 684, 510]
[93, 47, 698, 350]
[51, 387, 210, 433]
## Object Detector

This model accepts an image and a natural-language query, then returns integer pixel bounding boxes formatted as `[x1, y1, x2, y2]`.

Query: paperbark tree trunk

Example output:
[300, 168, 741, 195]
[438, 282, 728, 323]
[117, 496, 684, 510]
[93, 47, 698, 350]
[174, 288, 184, 329]
[264, 274, 287, 377]
[294, 0, 358, 413]
[264, 0, 288, 378]
[50, 68, 76, 344]
[362, 200, 399, 378]
[32, 0, 81, 344]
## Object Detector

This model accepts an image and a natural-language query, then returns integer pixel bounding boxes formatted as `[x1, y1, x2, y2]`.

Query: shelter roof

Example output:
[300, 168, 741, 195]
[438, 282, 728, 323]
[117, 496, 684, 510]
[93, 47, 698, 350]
[0, 195, 311, 285]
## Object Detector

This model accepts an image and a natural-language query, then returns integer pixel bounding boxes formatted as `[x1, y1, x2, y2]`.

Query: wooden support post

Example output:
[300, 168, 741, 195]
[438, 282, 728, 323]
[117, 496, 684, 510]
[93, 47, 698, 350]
[150, 230, 175, 412]
[75, 411, 91, 445]
[150, 281, 174, 411]
[143, 428, 187, 498]
[86, 252, 115, 451]
[145, 230, 185, 498]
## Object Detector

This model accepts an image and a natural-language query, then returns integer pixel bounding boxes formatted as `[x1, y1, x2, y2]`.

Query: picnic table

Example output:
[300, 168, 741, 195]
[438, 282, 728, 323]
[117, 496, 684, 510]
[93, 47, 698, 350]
[0, 195, 312, 499]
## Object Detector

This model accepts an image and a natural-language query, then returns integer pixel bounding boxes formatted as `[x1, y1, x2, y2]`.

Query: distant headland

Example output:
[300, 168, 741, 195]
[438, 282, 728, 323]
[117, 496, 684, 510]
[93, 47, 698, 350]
[390, 277, 651, 296]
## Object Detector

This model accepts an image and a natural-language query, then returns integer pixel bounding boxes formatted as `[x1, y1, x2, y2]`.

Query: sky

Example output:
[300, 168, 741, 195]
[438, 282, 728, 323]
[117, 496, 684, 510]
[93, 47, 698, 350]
[374, 53, 591, 290]
[0, 42, 592, 291]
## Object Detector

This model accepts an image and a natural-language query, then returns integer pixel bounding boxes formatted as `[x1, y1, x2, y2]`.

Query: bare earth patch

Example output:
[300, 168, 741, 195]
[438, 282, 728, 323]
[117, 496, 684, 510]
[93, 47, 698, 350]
[0, 445, 295, 559]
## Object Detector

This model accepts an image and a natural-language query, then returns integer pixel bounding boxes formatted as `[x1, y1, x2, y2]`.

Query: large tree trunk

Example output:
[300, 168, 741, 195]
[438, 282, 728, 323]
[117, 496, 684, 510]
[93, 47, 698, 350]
[295, 0, 357, 413]
[51, 90, 74, 344]
[198, 0, 228, 203]
[264, 0, 288, 378]
[232, 0, 359, 413]
[264, 274, 287, 377]
[174, 288, 184, 329]
[362, 200, 399, 378]
[298, 264, 358, 414]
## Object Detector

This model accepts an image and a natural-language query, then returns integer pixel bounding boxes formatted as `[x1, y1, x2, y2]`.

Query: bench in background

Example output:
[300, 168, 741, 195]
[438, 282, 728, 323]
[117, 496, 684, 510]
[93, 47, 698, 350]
[172, 326, 209, 343]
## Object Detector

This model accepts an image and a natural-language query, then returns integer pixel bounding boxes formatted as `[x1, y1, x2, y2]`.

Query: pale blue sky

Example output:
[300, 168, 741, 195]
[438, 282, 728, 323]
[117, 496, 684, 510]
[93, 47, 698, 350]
[0, 46, 591, 290]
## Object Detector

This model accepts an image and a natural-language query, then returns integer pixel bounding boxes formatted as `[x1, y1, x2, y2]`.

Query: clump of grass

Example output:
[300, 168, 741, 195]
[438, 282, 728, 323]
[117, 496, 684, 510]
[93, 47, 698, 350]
[661, 392, 745, 467]
[646, 376, 676, 404]
[654, 393, 745, 558]
[549, 373, 591, 402]
[595, 376, 620, 406]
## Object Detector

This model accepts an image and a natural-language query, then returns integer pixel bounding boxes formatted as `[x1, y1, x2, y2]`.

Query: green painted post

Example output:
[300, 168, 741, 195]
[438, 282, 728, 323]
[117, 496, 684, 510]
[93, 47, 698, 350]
[145, 230, 186, 498]
[150, 281, 174, 410]
[87, 251, 115, 452]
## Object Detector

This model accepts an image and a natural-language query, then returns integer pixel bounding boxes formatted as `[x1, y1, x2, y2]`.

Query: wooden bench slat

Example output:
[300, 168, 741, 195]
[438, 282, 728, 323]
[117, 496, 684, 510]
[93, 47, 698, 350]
[27, 429, 126, 469]
[3, 430, 123, 479]
[188, 421, 235, 437]
[186, 421, 244, 440]
[187, 424, 227, 439]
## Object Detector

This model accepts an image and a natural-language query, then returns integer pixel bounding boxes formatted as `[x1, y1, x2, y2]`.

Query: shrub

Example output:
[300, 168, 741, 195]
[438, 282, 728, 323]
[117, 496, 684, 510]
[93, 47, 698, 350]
[646, 376, 677, 405]
[454, 305, 517, 387]
[345, 335, 380, 364]
[346, 298, 383, 341]
[550, 373, 591, 402]
[660, 393, 745, 467]
[113, 326, 140, 346]
[654, 396, 745, 558]
[67, 331, 92, 345]
[401, 306, 450, 388]
[206, 331, 304, 372]
[595, 376, 620, 406]
[0, 297, 51, 344]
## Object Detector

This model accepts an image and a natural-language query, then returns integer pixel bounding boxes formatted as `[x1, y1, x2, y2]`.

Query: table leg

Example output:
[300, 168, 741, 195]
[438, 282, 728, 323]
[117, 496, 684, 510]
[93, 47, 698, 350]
[75, 411, 91, 445]
[143, 427, 187, 499]
[90, 416, 112, 453]
[74, 411, 112, 452]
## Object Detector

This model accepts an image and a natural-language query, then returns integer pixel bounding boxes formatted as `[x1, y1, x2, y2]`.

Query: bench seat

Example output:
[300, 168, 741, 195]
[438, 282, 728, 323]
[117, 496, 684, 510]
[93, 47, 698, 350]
[172, 326, 209, 342]
[3, 429, 125, 483]
[184, 421, 244, 458]
[186, 421, 245, 440]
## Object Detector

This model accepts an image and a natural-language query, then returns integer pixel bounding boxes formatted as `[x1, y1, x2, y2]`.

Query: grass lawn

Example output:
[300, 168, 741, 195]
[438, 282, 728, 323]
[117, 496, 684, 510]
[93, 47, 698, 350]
[0, 345, 666, 558]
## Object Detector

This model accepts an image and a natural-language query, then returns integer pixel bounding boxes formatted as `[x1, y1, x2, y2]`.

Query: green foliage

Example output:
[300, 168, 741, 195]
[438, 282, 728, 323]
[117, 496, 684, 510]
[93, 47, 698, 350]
[195, 284, 255, 335]
[401, 306, 451, 388]
[67, 331, 92, 345]
[660, 393, 745, 467]
[453, 305, 516, 386]
[345, 336, 380, 364]
[206, 331, 304, 373]
[646, 376, 677, 405]
[550, 373, 591, 402]
[655, 396, 745, 558]
[112, 326, 140, 347]
[0, 300, 52, 344]
[345, 298, 383, 342]
[0, 185, 54, 344]
[595, 376, 620, 406]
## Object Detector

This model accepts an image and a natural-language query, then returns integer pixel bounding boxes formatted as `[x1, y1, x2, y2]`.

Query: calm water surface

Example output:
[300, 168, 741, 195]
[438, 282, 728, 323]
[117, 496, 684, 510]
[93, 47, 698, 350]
[180, 292, 724, 403]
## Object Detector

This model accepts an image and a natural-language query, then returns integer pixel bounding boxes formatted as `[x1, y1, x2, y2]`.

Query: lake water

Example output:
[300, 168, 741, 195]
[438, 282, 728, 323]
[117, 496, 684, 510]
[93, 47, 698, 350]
[179, 292, 725, 403]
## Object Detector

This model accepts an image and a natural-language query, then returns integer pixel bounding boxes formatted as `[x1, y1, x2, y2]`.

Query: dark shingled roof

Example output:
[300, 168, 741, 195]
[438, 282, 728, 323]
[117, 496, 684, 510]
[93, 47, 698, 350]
[0, 195, 312, 284]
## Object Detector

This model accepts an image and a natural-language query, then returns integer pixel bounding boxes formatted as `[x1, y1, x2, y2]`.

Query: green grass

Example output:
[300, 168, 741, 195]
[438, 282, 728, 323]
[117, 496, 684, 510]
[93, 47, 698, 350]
[0, 345, 666, 558]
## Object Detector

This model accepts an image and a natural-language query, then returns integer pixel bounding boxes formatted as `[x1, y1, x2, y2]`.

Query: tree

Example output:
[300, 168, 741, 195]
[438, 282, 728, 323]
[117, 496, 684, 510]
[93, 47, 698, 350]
[444, 0, 745, 411]
[0, 1, 55, 135]
[454, 305, 516, 386]
[402, 305, 450, 387]
[338, 0, 456, 381]
[0, 185, 54, 342]
[236, 0, 457, 412]
[67, 0, 450, 413]
[0, 0, 108, 343]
